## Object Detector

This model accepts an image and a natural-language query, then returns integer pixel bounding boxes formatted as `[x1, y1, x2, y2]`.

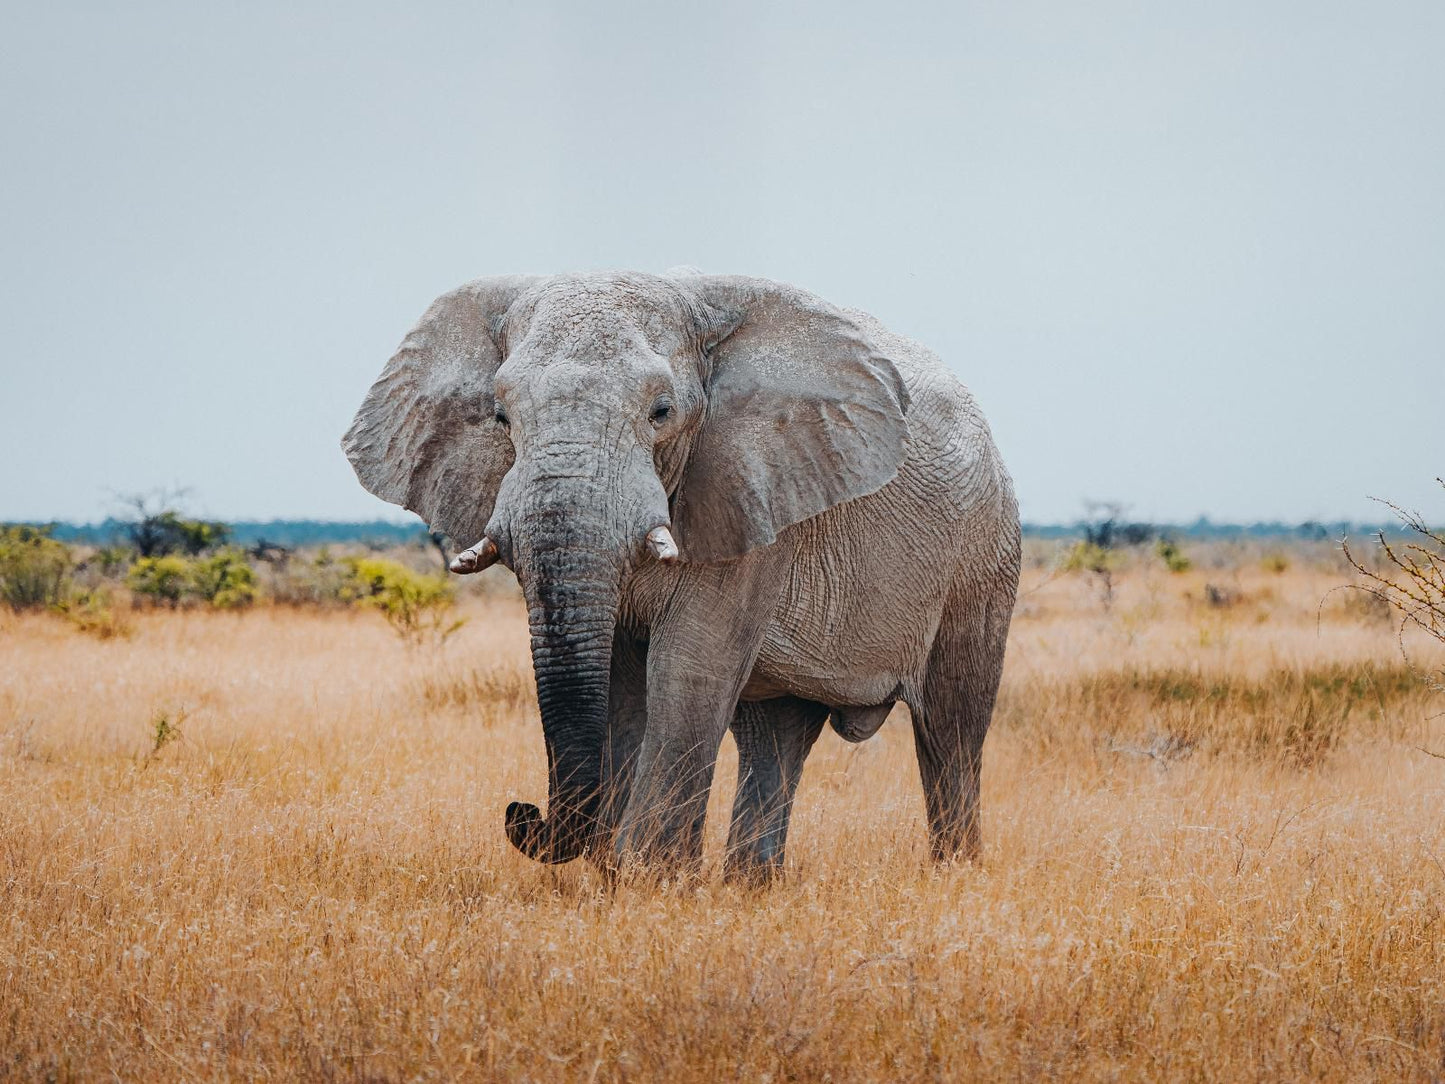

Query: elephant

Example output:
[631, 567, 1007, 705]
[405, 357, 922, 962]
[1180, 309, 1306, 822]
[343, 270, 1020, 881]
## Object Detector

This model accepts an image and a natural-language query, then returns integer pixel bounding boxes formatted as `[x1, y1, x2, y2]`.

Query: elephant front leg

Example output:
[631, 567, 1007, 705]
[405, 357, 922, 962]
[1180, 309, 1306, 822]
[615, 550, 790, 873]
[590, 628, 648, 861]
[725, 697, 828, 885]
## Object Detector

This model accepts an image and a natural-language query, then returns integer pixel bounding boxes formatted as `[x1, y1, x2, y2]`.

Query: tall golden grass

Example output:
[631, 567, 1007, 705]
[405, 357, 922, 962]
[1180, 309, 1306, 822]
[1, 560, 1442, 1081]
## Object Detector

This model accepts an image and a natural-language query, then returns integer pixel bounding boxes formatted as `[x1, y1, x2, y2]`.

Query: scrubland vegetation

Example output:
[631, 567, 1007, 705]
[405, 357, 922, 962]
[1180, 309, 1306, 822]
[1, 525, 1443, 1081]
[0, 509, 482, 646]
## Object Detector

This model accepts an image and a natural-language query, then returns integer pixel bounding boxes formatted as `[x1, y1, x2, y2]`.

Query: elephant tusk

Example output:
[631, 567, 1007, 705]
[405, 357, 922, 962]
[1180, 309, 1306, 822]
[645, 525, 680, 563]
[449, 536, 499, 574]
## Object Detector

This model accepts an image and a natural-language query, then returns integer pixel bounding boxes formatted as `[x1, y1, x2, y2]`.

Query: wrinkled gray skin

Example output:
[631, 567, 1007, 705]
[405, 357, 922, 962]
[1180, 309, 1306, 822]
[343, 271, 1020, 881]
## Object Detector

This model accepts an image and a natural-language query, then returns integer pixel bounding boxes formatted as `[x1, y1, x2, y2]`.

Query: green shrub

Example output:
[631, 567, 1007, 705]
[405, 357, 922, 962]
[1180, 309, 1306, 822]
[55, 587, 132, 639]
[0, 526, 72, 612]
[1061, 540, 1125, 608]
[189, 549, 257, 609]
[127, 550, 259, 609]
[127, 555, 192, 607]
[344, 556, 462, 645]
[1061, 540, 1117, 574]
[1155, 538, 1192, 573]
[148, 707, 187, 756]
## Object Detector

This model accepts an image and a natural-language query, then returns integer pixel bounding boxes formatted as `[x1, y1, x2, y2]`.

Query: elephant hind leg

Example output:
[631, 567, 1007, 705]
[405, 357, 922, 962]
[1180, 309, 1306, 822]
[909, 579, 1014, 863]
[725, 697, 829, 885]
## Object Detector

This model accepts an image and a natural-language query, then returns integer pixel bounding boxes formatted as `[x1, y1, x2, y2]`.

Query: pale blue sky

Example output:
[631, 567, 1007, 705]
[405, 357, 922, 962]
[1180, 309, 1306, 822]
[2, 2, 1440, 525]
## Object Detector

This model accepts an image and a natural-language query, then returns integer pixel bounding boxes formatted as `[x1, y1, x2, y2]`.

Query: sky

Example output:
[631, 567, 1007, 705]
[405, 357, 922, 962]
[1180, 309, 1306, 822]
[1, 1, 1441, 526]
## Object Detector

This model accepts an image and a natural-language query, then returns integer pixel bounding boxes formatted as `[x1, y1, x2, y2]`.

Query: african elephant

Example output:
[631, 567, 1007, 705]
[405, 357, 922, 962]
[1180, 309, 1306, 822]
[343, 271, 1020, 880]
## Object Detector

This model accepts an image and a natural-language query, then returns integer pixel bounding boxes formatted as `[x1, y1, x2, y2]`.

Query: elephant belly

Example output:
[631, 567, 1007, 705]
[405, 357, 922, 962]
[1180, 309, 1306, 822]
[742, 573, 942, 709]
[741, 629, 911, 705]
[741, 641, 909, 709]
[739, 481, 960, 709]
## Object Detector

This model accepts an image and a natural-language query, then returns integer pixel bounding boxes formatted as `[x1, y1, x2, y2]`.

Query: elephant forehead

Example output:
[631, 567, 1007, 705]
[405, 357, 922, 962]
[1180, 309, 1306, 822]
[516, 274, 694, 355]
[511, 356, 647, 405]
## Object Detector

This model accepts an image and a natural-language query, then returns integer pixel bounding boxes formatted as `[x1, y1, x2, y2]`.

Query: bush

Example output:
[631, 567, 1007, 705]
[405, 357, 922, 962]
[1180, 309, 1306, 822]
[1343, 482, 1444, 660]
[1155, 538, 1192, 573]
[127, 555, 192, 607]
[0, 526, 72, 612]
[1061, 540, 1121, 575]
[135, 511, 228, 556]
[189, 549, 257, 609]
[1061, 540, 1126, 608]
[344, 557, 462, 645]
[55, 588, 131, 639]
[127, 550, 259, 610]
[118, 494, 231, 558]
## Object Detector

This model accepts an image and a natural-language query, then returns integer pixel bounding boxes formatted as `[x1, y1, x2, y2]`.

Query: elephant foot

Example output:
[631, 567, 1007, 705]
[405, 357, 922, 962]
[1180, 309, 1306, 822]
[723, 852, 785, 889]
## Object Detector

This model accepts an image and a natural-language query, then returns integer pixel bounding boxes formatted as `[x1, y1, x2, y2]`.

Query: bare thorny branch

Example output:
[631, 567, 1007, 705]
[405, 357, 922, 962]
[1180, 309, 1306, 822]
[1341, 479, 1445, 700]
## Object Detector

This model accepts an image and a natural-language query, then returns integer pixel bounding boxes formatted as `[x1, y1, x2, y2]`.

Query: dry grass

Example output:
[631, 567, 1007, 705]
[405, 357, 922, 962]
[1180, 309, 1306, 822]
[1, 560, 1443, 1081]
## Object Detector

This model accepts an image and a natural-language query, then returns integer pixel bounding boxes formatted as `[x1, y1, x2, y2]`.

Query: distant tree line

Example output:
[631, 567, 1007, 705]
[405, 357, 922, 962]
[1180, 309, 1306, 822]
[17, 515, 1412, 548]
[1020, 516, 1408, 541]
[36, 518, 431, 549]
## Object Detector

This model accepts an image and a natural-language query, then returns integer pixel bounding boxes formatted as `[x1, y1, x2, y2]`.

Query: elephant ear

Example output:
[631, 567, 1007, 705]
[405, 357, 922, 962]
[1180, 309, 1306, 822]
[671, 275, 911, 563]
[342, 276, 539, 543]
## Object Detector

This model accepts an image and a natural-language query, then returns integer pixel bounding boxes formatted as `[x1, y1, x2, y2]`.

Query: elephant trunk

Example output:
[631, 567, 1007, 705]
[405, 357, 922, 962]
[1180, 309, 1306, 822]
[505, 528, 621, 864]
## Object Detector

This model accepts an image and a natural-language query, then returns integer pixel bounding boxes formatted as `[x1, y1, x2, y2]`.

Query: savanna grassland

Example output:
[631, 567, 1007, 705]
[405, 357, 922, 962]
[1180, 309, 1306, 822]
[2, 544, 1443, 1082]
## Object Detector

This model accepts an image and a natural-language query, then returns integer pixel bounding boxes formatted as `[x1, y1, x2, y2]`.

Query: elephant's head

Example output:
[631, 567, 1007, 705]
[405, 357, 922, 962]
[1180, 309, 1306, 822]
[343, 271, 909, 863]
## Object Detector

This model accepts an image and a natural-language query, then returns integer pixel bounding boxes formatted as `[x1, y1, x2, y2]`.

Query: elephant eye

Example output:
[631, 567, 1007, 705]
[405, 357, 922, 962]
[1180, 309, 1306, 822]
[493, 401, 509, 428]
[649, 398, 673, 425]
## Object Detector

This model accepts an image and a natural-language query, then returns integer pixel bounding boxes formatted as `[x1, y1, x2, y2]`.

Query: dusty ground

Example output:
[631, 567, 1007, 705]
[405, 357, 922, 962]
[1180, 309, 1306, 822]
[1, 558, 1443, 1081]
